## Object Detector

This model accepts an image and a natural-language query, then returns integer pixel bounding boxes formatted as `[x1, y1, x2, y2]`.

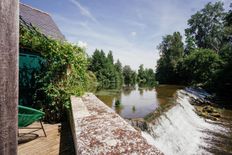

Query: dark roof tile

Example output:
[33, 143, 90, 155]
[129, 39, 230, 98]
[20, 3, 65, 41]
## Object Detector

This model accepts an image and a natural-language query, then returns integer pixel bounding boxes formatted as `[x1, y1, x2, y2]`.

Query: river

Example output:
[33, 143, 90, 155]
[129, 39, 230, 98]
[96, 85, 232, 155]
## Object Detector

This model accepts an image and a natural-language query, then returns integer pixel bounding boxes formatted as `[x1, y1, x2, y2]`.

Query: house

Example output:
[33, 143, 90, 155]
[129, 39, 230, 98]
[19, 3, 65, 105]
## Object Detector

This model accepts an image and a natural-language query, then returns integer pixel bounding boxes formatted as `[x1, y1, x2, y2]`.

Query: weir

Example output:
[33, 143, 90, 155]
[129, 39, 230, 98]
[69, 93, 163, 154]
[142, 90, 226, 155]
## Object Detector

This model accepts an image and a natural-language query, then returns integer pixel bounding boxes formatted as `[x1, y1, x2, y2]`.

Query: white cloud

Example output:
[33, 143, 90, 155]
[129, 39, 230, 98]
[130, 21, 146, 29]
[77, 41, 88, 49]
[54, 0, 224, 70]
[131, 31, 137, 37]
[52, 14, 157, 69]
[69, 0, 98, 23]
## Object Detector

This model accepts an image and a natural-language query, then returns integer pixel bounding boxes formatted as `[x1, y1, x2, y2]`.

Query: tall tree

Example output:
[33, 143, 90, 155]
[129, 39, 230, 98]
[144, 68, 156, 86]
[107, 51, 114, 64]
[137, 64, 156, 87]
[214, 4, 232, 98]
[114, 59, 123, 85]
[185, 31, 196, 54]
[185, 2, 226, 53]
[156, 32, 184, 84]
[89, 49, 122, 89]
[88, 49, 106, 72]
[123, 65, 137, 86]
[137, 64, 145, 83]
[223, 3, 232, 47]
[115, 59, 122, 73]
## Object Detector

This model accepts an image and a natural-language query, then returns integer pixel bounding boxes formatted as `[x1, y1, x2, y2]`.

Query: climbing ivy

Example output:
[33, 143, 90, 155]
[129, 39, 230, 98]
[20, 21, 89, 122]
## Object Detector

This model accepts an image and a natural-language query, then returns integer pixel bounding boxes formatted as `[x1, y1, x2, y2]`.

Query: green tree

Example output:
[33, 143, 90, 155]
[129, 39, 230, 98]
[115, 59, 122, 73]
[137, 64, 145, 83]
[88, 49, 106, 72]
[185, 2, 226, 53]
[185, 31, 196, 54]
[156, 32, 184, 84]
[123, 65, 137, 86]
[144, 68, 156, 86]
[137, 64, 156, 87]
[177, 49, 222, 86]
[115, 59, 123, 85]
[107, 50, 114, 64]
[155, 2, 232, 102]
[89, 49, 122, 89]
[214, 4, 232, 98]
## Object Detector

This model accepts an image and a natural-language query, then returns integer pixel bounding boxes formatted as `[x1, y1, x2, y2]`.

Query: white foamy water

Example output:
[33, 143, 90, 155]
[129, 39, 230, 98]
[142, 90, 225, 155]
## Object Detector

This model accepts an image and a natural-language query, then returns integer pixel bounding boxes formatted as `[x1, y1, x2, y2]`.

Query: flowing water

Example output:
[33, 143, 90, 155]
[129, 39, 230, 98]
[96, 85, 232, 155]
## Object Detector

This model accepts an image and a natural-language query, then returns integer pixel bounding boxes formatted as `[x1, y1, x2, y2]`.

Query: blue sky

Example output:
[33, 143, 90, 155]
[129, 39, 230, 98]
[20, 0, 231, 70]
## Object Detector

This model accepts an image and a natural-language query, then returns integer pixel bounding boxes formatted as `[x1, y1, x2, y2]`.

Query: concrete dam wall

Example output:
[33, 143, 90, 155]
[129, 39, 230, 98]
[69, 93, 163, 155]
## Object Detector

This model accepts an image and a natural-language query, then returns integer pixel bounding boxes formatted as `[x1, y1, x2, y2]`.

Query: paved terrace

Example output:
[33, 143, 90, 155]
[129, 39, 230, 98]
[70, 93, 163, 155]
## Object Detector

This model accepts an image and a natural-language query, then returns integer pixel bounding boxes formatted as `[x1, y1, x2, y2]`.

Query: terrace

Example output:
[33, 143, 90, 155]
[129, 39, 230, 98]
[18, 94, 162, 154]
[18, 122, 75, 155]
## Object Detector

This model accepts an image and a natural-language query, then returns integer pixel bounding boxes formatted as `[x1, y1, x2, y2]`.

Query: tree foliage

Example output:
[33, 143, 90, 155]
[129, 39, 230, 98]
[177, 49, 222, 85]
[185, 2, 226, 53]
[156, 32, 184, 84]
[114, 59, 124, 86]
[215, 4, 232, 98]
[89, 50, 157, 89]
[123, 65, 137, 86]
[88, 49, 122, 89]
[137, 64, 156, 87]
[155, 2, 232, 101]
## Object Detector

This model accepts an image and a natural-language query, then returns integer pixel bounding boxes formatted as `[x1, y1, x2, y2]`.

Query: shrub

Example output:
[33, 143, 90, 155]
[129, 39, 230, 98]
[115, 100, 121, 107]
[20, 23, 89, 122]
[176, 48, 222, 86]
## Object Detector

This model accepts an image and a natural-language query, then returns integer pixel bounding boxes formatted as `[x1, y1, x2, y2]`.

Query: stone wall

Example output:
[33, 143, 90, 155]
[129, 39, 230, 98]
[69, 93, 163, 154]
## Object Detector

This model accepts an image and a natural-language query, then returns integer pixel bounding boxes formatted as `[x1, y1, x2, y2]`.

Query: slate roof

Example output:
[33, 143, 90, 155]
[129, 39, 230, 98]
[20, 3, 65, 41]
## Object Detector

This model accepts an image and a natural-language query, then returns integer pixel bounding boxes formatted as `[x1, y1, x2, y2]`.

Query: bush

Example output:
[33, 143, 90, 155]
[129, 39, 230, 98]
[176, 49, 222, 86]
[20, 23, 89, 122]
[115, 100, 121, 107]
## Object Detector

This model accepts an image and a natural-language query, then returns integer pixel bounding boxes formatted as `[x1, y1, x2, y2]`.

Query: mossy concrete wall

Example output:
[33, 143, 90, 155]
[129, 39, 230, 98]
[70, 93, 163, 154]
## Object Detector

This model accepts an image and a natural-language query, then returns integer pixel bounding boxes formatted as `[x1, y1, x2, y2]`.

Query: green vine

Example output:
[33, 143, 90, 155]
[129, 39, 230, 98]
[20, 21, 89, 122]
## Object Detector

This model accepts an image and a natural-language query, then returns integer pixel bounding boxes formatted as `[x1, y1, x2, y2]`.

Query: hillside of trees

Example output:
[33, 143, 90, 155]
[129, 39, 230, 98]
[156, 2, 232, 100]
[88, 49, 156, 89]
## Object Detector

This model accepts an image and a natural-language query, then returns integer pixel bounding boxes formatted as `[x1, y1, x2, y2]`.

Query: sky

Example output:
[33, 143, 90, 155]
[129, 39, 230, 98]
[20, 0, 231, 70]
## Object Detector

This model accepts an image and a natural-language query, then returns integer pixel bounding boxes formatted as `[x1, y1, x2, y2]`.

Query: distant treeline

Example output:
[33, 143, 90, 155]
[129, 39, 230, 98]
[155, 2, 232, 99]
[88, 49, 156, 89]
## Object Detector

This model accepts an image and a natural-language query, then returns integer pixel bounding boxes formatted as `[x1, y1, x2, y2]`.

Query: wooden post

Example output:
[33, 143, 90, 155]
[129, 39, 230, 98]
[0, 0, 19, 154]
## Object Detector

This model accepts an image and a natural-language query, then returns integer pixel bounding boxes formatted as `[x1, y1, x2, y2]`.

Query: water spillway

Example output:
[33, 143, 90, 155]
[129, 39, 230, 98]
[97, 86, 232, 154]
[142, 89, 227, 155]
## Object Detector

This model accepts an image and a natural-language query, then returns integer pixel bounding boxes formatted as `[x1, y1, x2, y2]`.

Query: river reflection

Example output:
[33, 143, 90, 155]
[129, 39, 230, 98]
[96, 85, 183, 118]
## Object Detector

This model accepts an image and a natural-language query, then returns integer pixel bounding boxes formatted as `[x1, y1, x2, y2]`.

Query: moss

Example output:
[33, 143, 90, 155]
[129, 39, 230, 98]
[195, 105, 221, 121]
